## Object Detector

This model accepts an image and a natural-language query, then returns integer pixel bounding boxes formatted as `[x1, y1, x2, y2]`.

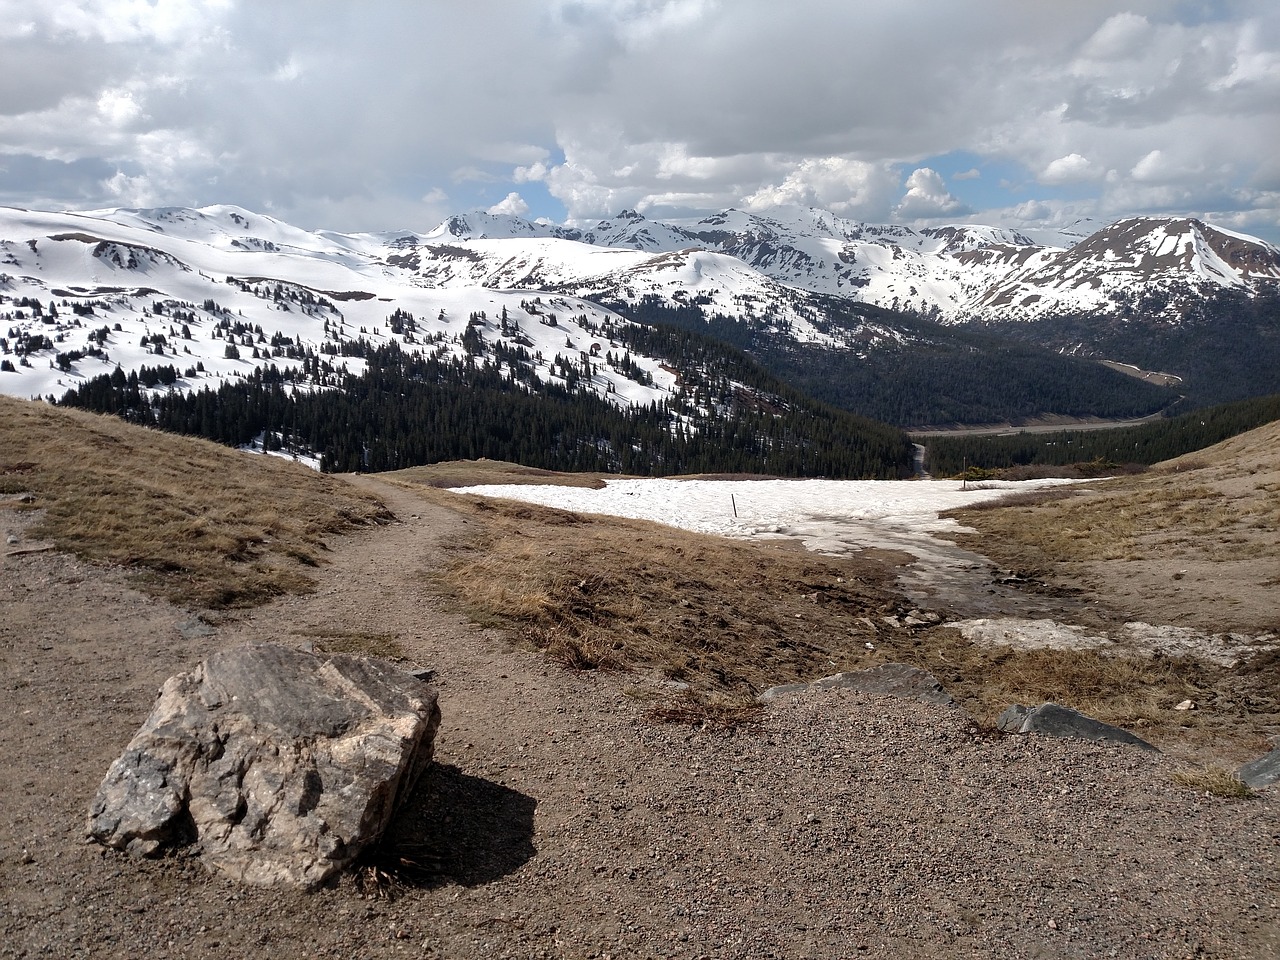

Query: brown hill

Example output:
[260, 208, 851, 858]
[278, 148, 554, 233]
[949, 417, 1280, 636]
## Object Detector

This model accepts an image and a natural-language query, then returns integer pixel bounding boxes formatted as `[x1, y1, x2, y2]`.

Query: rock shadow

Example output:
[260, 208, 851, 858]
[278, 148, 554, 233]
[382, 762, 537, 888]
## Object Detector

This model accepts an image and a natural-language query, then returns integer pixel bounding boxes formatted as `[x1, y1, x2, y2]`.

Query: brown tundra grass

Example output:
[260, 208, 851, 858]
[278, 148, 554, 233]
[5, 403, 1275, 763]
[0, 396, 390, 607]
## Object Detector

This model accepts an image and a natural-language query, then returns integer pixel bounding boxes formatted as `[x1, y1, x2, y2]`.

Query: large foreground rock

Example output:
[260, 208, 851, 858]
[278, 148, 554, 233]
[997, 702, 1157, 752]
[760, 663, 955, 707]
[88, 643, 440, 888]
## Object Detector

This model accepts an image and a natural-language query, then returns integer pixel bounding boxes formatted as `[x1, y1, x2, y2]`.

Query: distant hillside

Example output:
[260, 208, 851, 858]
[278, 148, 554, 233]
[4, 202, 1277, 447]
[925, 393, 1280, 475]
[976, 286, 1280, 410]
[613, 296, 1177, 427]
[59, 333, 917, 479]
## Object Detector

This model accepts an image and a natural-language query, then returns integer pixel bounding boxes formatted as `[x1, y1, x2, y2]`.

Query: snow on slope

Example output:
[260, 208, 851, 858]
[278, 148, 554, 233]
[5, 204, 1277, 408]
[971, 217, 1280, 319]
[556, 207, 1274, 321]
[0, 206, 677, 407]
[453, 475, 1082, 547]
[410, 205, 1052, 320]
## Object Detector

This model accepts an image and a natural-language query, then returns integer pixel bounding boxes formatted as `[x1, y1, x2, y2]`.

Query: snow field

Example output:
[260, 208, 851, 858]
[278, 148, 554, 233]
[452, 476, 1083, 547]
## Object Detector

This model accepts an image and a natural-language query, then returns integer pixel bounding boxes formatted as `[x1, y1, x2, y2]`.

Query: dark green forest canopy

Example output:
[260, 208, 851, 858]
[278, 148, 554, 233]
[58, 334, 915, 479]
[923, 393, 1280, 475]
[975, 286, 1280, 410]
[609, 296, 1177, 427]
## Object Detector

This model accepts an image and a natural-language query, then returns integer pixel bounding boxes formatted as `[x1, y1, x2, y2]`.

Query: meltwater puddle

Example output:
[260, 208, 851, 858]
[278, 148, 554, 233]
[759, 514, 1094, 621]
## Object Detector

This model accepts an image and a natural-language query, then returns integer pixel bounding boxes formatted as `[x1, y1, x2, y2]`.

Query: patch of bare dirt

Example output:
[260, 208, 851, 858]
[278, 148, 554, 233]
[948, 421, 1280, 636]
[3, 477, 1278, 959]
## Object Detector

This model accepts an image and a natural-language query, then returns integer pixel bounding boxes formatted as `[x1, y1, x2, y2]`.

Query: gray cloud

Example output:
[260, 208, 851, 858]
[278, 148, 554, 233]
[0, 0, 1276, 240]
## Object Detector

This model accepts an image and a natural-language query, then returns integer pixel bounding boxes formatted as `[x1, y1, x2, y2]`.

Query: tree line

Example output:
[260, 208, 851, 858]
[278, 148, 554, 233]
[924, 393, 1280, 475]
[57, 334, 915, 479]
[610, 296, 1176, 427]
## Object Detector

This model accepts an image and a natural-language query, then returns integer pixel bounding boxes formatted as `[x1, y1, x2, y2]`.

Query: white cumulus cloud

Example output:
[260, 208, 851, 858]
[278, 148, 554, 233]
[745, 157, 899, 219]
[487, 191, 529, 216]
[893, 167, 973, 221]
[0, 1, 1276, 240]
[1041, 153, 1099, 185]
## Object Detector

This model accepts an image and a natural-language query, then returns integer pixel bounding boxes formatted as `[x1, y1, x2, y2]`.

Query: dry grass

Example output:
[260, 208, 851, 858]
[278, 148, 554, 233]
[381, 459, 612, 490]
[8, 393, 1275, 763]
[934, 420, 1280, 757]
[644, 695, 766, 731]
[894, 629, 1211, 734]
[295, 629, 407, 661]
[395, 468, 1277, 759]
[416, 489, 918, 697]
[1170, 766, 1254, 798]
[959, 486, 1084, 512]
[0, 396, 390, 607]
[946, 421, 1280, 615]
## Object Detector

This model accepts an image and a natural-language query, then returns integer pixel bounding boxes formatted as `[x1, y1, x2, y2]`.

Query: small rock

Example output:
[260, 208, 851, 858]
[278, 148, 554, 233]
[1237, 745, 1280, 790]
[760, 663, 954, 707]
[176, 618, 215, 640]
[997, 702, 1158, 752]
[5, 534, 18, 545]
[1173, 699, 1196, 711]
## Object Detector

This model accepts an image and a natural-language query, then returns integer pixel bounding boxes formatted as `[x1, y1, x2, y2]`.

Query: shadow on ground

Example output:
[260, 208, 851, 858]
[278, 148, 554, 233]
[381, 763, 537, 888]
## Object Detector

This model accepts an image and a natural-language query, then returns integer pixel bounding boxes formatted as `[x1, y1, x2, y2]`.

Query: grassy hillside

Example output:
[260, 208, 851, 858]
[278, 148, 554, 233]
[4, 393, 1274, 758]
[0, 396, 390, 606]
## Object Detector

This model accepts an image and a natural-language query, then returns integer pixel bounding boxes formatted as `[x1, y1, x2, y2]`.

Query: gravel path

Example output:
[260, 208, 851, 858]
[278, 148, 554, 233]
[1, 480, 1277, 959]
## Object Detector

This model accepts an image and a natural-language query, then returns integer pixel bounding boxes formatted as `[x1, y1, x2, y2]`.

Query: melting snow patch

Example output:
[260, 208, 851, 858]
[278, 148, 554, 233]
[1120, 622, 1272, 667]
[948, 617, 1272, 666]
[948, 618, 1113, 653]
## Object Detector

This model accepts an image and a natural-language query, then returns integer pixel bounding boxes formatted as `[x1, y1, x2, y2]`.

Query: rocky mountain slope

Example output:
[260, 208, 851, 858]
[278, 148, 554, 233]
[409, 205, 1280, 322]
[2, 203, 1275, 436]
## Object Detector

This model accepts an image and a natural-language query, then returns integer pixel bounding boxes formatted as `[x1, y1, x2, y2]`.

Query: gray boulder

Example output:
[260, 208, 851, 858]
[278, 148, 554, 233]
[760, 663, 955, 707]
[88, 643, 440, 888]
[997, 702, 1157, 752]
[1237, 746, 1280, 790]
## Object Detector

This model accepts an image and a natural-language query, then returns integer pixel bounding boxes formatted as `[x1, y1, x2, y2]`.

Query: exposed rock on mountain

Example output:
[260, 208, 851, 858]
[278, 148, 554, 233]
[2, 202, 1275, 434]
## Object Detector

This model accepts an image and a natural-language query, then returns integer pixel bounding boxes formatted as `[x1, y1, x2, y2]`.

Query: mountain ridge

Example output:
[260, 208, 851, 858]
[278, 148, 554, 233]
[2, 201, 1274, 444]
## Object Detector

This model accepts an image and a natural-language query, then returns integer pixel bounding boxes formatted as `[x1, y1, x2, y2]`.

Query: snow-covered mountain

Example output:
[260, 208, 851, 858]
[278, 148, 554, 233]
[0, 205, 683, 407]
[2, 202, 1276, 410]
[349, 205, 1279, 323]
[969, 217, 1280, 318]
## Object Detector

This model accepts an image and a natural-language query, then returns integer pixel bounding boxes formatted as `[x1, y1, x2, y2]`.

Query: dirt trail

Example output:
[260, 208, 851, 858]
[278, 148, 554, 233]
[217, 475, 601, 798]
[2, 479, 1278, 959]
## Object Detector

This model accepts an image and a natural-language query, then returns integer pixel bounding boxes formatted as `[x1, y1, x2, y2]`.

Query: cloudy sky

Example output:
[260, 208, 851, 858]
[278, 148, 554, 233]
[2, 0, 1278, 241]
